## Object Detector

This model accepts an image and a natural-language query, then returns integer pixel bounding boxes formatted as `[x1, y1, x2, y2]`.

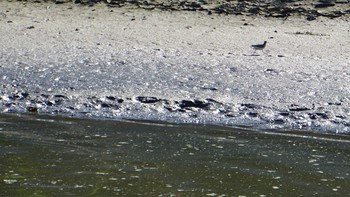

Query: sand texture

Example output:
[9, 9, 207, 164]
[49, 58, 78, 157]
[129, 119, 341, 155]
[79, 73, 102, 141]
[1, 1, 350, 132]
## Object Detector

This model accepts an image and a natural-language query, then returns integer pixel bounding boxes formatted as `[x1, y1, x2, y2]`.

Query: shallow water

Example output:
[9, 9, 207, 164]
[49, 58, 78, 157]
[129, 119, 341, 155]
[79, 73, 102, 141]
[0, 113, 350, 196]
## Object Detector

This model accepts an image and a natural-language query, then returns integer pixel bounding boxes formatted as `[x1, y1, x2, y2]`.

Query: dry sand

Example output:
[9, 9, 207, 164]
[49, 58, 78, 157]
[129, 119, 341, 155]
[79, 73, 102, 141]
[1, 1, 350, 132]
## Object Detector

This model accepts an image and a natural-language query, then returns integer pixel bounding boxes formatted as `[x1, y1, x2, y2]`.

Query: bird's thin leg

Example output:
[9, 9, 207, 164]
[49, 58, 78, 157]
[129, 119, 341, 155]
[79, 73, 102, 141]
[252, 49, 257, 55]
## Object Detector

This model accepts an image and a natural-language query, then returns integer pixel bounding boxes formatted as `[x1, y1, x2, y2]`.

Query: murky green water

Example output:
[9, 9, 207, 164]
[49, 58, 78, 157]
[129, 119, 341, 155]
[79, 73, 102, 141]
[1, 113, 350, 196]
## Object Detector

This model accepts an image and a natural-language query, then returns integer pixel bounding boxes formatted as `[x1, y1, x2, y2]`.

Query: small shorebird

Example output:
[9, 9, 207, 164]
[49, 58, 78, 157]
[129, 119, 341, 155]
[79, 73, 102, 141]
[251, 41, 267, 51]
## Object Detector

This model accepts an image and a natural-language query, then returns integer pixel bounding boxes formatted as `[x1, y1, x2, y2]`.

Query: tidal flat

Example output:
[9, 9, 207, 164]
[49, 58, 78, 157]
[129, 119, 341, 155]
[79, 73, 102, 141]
[1, 1, 350, 132]
[1, 1, 350, 195]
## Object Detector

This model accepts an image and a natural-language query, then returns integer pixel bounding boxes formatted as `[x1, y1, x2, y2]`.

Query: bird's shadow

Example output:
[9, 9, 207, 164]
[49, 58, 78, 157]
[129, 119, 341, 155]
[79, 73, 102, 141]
[243, 53, 261, 56]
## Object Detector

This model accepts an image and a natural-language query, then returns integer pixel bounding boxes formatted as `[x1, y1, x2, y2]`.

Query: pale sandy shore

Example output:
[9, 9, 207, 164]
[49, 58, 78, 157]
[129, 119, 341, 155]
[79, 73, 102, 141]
[1, 1, 350, 132]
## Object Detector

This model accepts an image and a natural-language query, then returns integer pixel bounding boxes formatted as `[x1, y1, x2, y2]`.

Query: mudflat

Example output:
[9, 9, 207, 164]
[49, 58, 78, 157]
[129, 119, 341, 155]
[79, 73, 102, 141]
[0, 1, 350, 132]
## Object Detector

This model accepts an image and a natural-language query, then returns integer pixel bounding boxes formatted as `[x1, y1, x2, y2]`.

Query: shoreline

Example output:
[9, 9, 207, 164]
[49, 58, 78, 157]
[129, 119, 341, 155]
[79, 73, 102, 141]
[1, 1, 350, 133]
[7, 0, 350, 19]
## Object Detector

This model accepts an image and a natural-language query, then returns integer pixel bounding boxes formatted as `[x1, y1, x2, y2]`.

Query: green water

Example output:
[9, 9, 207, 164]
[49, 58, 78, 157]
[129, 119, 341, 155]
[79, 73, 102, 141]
[0, 113, 350, 196]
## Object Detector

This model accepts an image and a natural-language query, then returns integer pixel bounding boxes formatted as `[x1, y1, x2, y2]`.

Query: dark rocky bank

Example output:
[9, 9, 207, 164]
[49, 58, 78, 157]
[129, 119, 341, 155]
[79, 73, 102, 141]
[9, 0, 350, 20]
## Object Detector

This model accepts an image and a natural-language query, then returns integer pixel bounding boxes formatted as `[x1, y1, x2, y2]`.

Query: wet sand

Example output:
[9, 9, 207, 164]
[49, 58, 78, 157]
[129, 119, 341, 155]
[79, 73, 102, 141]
[1, 1, 350, 132]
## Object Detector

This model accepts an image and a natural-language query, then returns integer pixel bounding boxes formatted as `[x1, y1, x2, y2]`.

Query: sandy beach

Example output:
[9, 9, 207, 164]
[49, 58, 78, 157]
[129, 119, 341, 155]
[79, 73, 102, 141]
[1, 1, 350, 132]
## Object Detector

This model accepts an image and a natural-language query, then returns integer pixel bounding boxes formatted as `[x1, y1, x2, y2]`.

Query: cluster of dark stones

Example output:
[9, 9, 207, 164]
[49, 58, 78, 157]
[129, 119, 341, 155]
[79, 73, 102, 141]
[1, 92, 349, 129]
[0, 92, 72, 113]
[15, 0, 350, 19]
[135, 96, 213, 112]
[134, 96, 350, 128]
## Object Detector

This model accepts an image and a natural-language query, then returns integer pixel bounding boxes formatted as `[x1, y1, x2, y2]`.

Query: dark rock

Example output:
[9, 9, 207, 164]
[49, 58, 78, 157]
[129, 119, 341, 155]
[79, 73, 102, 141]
[54, 99, 63, 105]
[67, 106, 75, 110]
[54, 95, 67, 99]
[309, 112, 329, 120]
[45, 101, 54, 106]
[83, 103, 92, 108]
[106, 96, 116, 101]
[335, 0, 348, 3]
[5, 103, 13, 107]
[164, 107, 173, 111]
[309, 114, 318, 120]
[8, 92, 28, 100]
[241, 103, 257, 109]
[189, 113, 198, 118]
[206, 98, 222, 104]
[27, 107, 38, 113]
[265, 68, 279, 74]
[200, 87, 218, 91]
[273, 118, 285, 124]
[225, 114, 236, 117]
[179, 100, 209, 109]
[269, 12, 289, 18]
[318, 0, 335, 2]
[230, 67, 238, 72]
[162, 99, 170, 105]
[100, 103, 111, 108]
[316, 112, 329, 119]
[9, 94, 20, 100]
[88, 96, 97, 100]
[328, 102, 341, 106]
[306, 15, 316, 21]
[289, 107, 310, 111]
[319, 11, 343, 18]
[279, 112, 290, 116]
[247, 112, 259, 117]
[21, 92, 29, 98]
[54, 0, 66, 4]
[248, 7, 260, 14]
[178, 109, 186, 113]
[41, 94, 49, 98]
[136, 96, 159, 104]
[335, 115, 346, 119]
[315, 3, 335, 8]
